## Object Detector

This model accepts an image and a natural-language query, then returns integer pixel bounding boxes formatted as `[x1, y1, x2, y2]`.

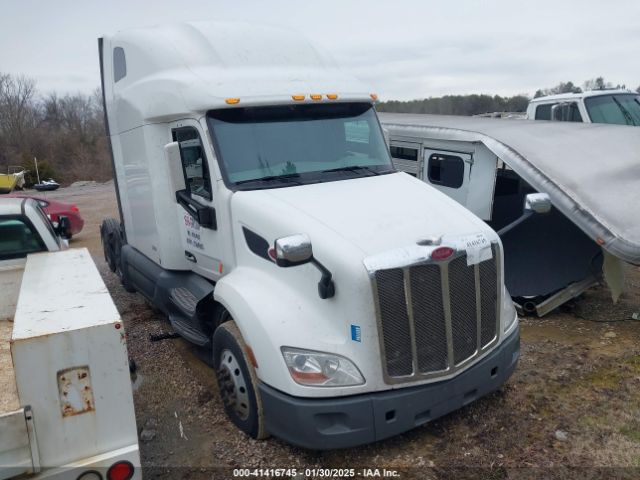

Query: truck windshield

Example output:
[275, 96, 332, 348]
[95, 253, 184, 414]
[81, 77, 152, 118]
[585, 94, 640, 126]
[207, 103, 394, 189]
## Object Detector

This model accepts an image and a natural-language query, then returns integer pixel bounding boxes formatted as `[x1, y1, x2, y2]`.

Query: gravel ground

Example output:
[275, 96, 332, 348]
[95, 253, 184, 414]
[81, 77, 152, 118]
[35, 182, 640, 479]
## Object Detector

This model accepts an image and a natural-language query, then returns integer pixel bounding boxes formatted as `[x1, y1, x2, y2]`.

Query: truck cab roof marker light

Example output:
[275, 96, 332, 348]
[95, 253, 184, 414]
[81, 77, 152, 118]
[310, 94, 322, 101]
[292, 94, 305, 101]
[326, 94, 338, 100]
[225, 98, 240, 105]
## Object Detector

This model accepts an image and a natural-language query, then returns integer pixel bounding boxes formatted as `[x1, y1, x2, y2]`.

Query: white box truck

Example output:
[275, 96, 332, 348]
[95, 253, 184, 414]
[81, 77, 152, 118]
[0, 198, 140, 479]
[98, 22, 520, 449]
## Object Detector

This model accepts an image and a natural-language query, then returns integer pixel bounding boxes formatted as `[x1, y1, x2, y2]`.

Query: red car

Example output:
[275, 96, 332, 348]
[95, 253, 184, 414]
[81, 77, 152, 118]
[5, 194, 85, 237]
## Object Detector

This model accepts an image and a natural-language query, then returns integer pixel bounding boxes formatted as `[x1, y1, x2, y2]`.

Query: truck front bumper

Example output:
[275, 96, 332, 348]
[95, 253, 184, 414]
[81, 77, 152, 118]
[260, 325, 519, 450]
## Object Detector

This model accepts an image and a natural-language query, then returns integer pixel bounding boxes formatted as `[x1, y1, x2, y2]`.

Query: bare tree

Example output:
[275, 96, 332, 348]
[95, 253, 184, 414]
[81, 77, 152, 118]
[534, 81, 582, 98]
[0, 72, 112, 185]
[0, 74, 38, 154]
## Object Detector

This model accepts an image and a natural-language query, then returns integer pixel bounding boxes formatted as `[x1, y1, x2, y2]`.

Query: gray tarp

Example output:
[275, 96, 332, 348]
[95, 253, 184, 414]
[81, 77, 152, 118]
[379, 113, 640, 265]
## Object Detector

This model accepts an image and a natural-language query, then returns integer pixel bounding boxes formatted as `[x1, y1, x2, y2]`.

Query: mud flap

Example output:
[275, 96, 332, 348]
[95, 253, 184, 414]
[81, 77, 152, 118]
[603, 250, 625, 303]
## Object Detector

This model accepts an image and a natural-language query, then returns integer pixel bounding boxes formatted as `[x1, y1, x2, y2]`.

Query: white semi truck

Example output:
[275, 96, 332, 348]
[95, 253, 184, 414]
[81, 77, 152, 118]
[0, 198, 140, 479]
[98, 22, 520, 449]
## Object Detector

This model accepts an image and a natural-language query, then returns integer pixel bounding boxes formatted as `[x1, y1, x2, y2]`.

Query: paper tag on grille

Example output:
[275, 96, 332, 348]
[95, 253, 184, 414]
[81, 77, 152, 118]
[456, 233, 493, 266]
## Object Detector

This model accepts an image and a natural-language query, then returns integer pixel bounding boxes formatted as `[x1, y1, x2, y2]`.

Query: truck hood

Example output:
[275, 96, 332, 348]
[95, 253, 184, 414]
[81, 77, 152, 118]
[233, 172, 498, 258]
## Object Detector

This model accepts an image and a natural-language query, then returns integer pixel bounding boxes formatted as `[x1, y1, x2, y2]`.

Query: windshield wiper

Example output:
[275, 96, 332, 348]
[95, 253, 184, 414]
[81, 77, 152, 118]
[234, 173, 303, 186]
[320, 165, 387, 176]
[612, 96, 639, 126]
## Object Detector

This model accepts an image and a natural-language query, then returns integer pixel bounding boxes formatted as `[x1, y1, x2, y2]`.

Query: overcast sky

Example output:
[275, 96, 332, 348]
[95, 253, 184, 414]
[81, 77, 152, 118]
[1, 0, 639, 101]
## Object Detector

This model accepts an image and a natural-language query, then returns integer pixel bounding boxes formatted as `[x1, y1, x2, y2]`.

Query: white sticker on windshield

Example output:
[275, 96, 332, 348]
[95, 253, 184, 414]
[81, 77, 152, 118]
[456, 233, 493, 266]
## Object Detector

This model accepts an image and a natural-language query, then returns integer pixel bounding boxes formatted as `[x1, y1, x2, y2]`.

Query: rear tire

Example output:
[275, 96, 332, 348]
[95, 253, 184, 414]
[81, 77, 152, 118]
[101, 218, 120, 273]
[101, 218, 135, 292]
[212, 320, 267, 440]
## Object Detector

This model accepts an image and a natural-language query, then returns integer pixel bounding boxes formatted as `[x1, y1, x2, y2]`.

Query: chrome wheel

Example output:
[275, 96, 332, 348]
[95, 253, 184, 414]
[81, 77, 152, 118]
[217, 349, 250, 421]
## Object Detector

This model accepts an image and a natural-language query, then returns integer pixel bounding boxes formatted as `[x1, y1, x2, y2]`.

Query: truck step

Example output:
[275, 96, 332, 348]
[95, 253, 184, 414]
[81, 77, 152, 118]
[169, 315, 211, 347]
[120, 246, 215, 348]
[170, 287, 198, 314]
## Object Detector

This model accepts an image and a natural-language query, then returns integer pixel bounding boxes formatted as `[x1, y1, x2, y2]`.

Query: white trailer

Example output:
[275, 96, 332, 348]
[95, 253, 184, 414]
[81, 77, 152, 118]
[0, 198, 140, 479]
[98, 21, 520, 449]
[380, 113, 640, 315]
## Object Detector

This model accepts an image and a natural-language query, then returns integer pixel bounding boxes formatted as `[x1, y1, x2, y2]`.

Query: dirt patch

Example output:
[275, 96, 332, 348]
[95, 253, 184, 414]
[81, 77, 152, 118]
[53, 182, 640, 478]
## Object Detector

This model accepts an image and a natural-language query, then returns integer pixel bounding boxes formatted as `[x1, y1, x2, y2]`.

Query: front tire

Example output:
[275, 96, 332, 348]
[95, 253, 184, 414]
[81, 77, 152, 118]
[212, 320, 267, 440]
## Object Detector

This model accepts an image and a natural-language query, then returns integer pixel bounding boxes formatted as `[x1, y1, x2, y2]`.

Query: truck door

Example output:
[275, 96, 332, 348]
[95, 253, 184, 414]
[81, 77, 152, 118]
[171, 123, 224, 281]
[422, 148, 472, 207]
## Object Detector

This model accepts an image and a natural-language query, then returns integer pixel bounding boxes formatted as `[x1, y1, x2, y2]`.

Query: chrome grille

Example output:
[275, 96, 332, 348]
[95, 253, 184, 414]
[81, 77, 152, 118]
[374, 269, 413, 377]
[449, 255, 479, 364]
[372, 244, 500, 384]
[410, 264, 448, 373]
[479, 254, 498, 347]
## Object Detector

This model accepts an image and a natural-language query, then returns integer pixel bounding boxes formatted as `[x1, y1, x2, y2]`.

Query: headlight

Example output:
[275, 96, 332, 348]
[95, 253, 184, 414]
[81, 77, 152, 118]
[281, 347, 365, 387]
[503, 286, 517, 332]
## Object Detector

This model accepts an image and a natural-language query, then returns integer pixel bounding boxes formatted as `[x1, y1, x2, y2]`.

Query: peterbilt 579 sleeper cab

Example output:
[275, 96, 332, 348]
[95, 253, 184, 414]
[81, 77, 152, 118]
[99, 21, 520, 449]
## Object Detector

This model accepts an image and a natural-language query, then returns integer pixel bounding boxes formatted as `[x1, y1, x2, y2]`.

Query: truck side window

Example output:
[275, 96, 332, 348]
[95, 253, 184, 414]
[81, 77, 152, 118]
[535, 104, 553, 120]
[390, 146, 418, 161]
[172, 127, 213, 200]
[427, 154, 464, 188]
[113, 47, 127, 82]
[553, 103, 583, 122]
[0, 218, 46, 260]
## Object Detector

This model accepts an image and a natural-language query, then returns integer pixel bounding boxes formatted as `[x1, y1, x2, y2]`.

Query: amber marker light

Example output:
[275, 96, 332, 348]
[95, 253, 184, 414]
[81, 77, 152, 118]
[326, 94, 338, 100]
[225, 98, 240, 105]
[310, 94, 322, 101]
[292, 94, 305, 101]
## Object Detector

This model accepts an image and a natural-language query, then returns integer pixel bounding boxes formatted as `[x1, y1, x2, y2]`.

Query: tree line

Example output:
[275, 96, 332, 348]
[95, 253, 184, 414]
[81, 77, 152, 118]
[377, 94, 530, 116]
[0, 73, 110, 186]
[378, 77, 640, 116]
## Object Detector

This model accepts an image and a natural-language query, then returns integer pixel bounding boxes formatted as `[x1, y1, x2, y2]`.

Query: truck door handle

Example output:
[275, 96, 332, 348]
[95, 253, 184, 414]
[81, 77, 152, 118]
[184, 251, 197, 263]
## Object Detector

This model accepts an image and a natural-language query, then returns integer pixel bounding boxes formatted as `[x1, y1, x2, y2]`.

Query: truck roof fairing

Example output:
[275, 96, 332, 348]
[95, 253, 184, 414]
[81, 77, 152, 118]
[102, 21, 373, 132]
[380, 114, 640, 265]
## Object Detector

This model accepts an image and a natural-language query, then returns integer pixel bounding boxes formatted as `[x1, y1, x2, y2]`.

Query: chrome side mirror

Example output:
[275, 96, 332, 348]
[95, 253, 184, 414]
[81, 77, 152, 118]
[524, 193, 552, 214]
[274, 234, 313, 267]
[497, 193, 552, 237]
[274, 233, 335, 299]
